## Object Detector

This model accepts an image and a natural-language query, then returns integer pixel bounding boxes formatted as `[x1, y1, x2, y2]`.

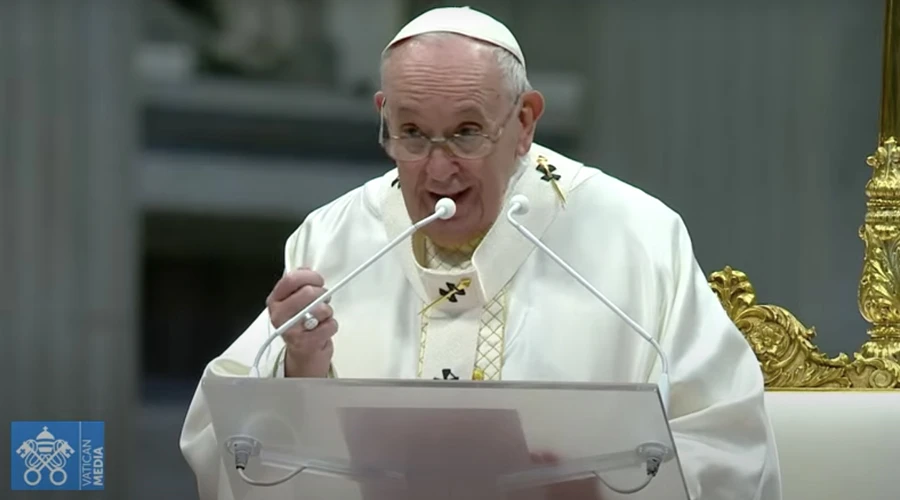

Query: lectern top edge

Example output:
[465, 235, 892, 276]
[202, 376, 661, 393]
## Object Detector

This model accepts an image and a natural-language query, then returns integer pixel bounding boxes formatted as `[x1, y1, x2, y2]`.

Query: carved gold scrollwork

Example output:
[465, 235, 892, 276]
[846, 357, 900, 389]
[859, 137, 900, 363]
[708, 264, 900, 389]
[708, 137, 900, 389]
[708, 267, 852, 388]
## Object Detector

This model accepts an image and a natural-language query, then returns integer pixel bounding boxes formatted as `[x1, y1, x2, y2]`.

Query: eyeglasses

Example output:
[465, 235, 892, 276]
[378, 97, 521, 162]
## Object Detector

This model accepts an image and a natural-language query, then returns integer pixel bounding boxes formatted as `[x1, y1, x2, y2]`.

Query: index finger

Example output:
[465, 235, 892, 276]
[270, 269, 325, 302]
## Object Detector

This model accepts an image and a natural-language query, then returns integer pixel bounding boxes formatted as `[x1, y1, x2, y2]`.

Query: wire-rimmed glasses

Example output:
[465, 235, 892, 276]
[378, 97, 521, 162]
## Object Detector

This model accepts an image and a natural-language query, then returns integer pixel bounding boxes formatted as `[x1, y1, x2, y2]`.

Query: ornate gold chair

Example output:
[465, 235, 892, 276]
[705, 4, 900, 497]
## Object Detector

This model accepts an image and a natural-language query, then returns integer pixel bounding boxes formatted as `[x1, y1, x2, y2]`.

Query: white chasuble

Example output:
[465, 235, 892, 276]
[414, 234, 510, 381]
[179, 143, 783, 500]
[380, 150, 562, 382]
[415, 268, 483, 381]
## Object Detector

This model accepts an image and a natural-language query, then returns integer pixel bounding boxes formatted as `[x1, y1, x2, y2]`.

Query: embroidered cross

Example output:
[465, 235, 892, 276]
[438, 282, 466, 303]
[536, 155, 567, 206]
[419, 278, 472, 315]
[536, 160, 560, 182]
[434, 368, 460, 380]
[391, 177, 400, 189]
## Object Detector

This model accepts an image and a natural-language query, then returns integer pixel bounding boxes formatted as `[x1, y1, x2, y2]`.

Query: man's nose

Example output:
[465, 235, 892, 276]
[424, 146, 459, 182]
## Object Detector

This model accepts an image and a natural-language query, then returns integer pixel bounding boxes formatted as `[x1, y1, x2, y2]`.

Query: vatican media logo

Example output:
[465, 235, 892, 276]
[10, 421, 105, 491]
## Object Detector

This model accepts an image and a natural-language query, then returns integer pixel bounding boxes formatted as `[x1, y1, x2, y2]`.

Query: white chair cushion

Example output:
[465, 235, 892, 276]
[764, 391, 900, 499]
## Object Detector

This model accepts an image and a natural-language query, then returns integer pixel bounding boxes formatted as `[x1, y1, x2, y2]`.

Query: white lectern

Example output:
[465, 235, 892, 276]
[202, 378, 688, 499]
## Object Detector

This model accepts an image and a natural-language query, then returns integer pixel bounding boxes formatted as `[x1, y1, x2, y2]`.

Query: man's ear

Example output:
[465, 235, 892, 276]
[374, 91, 386, 112]
[516, 90, 545, 156]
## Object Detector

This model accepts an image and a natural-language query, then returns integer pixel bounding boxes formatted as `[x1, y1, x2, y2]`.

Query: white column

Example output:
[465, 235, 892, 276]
[0, 1, 140, 498]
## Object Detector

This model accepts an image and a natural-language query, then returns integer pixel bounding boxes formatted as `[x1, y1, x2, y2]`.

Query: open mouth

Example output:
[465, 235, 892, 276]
[428, 188, 472, 207]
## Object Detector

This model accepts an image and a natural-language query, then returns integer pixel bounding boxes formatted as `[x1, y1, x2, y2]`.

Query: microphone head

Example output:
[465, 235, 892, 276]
[435, 198, 457, 219]
[509, 194, 531, 215]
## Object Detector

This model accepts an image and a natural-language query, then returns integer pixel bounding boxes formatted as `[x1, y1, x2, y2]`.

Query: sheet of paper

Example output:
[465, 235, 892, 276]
[339, 407, 541, 499]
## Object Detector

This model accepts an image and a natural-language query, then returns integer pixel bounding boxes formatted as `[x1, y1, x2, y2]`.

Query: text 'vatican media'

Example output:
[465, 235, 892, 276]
[10, 421, 105, 491]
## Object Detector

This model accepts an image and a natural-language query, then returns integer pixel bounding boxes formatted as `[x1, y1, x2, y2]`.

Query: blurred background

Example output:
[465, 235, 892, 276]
[0, 0, 888, 498]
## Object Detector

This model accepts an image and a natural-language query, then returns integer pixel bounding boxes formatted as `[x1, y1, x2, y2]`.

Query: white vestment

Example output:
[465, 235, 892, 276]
[180, 143, 782, 499]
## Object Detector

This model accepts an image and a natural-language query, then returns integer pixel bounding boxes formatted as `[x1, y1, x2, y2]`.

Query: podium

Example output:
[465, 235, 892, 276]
[202, 378, 689, 499]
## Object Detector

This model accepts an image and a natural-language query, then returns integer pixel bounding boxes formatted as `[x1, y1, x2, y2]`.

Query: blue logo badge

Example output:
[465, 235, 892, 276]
[10, 421, 105, 491]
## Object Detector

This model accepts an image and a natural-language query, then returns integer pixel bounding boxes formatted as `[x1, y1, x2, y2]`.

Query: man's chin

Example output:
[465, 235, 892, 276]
[422, 218, 481, 247]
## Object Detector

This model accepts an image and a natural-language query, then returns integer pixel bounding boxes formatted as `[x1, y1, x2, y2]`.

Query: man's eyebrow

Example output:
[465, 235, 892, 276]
[452, 102, 491, 117]
[387, 102, 492, 125]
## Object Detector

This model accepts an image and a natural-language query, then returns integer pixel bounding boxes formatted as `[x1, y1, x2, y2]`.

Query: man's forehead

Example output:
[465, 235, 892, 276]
[386, 97, 497, 118]
[382, 65, 506, 116]
[383, 35, 505, 77]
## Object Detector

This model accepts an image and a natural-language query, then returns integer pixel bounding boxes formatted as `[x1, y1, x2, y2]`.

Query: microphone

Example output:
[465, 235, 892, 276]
[505, 195, 671, 415]
[250, 197, 457, 377]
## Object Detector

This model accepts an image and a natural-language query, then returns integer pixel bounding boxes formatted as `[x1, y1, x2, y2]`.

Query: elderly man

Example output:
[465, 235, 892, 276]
[180, 6, 782, 500]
